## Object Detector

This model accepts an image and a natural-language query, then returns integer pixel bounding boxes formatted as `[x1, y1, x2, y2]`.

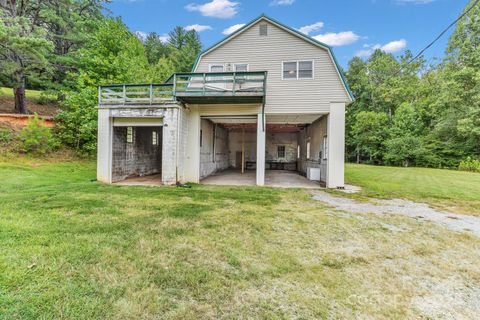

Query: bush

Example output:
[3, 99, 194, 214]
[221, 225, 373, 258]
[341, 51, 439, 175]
[458, 157, 480, 173]
[0, 126, 12, 144]
[19, 114, 59, 155]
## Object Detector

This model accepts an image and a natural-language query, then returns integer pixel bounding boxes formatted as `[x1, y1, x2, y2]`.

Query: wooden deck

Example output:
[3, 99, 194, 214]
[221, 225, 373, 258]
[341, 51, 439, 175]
[99, 72, 267, 106]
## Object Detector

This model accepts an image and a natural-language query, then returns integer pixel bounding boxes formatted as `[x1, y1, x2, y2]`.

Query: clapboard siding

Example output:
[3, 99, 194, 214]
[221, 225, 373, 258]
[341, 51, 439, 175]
[195, 20, 350, 114]
[196, 104, 261, 116]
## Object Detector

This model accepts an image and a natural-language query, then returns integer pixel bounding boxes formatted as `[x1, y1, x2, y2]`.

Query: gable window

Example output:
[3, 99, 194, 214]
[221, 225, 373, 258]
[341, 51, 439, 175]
[277, 145, 286, 158]
[259, 24, 268, 36]
[282, 61, 314, 80]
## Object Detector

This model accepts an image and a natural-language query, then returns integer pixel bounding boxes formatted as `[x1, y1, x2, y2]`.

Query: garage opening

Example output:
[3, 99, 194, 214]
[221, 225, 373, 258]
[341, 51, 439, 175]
[200, 114, 327, 188]
[199, 116, 257, 185]
[112, 125, 162, 183]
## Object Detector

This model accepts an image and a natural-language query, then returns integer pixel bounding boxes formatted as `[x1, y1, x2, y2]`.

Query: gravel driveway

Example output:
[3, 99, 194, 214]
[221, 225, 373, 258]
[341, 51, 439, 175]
[312, 191, 480, 237]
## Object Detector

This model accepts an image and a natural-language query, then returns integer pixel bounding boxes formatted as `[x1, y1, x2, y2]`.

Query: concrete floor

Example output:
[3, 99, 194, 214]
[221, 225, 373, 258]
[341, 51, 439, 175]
[201, 169, 322, 189]
[114, 170, 323, 189]
[114, 173, 163, 186]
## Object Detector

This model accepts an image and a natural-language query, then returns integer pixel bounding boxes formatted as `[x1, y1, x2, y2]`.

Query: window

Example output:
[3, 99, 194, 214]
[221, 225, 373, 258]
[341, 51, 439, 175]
[306, 141, 311, 159]
[323, 135, 328, 160]
[282, 61, 314, 80]
[283, 62, 297, 79]
[299, 61, 313, 79]
[259, 24, 268, 36]
[200, 129, 203, 147]
[277, 145, 286, 158]
[209, 64, 224, 72]
[234, 64, 248, 82]
[152, 130, 158, 146]
[234, 64, 248, 72]
[127, 127, 134, 144]
[297, 145, 300, 159]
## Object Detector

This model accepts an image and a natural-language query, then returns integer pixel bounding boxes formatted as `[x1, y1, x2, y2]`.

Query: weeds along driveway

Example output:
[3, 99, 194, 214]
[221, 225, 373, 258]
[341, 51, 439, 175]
[312, 191, 480, 237]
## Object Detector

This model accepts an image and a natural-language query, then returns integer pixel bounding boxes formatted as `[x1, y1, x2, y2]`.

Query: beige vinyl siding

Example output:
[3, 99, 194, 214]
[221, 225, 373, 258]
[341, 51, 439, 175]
[195, 104, 262, 117]
[195, 20, 350, 114]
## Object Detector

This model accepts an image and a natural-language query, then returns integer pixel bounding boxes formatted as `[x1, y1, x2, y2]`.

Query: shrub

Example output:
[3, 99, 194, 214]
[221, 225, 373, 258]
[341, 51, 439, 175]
[458, 157, 480, 173]
[18, 114, 59, 155]
[0, 126, 12, 144]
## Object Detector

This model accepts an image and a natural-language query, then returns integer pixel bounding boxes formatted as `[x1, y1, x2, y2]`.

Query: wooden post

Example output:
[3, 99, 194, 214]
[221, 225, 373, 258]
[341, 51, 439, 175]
[241, 127, 245, 174]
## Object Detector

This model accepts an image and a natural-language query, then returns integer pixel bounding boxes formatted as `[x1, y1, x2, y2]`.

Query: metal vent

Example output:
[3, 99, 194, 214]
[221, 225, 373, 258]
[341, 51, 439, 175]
[259, 24, 268, 36]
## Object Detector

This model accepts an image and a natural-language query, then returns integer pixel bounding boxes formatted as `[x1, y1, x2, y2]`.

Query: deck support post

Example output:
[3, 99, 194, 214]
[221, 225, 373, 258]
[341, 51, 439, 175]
[256, 113, 265, 186]
[241, 127, 245, 174]
[326, 102, 345, 188]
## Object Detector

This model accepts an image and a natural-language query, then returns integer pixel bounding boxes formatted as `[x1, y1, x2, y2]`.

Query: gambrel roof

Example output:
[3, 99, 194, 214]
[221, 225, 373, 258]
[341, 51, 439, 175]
[192, 14, 354, 102]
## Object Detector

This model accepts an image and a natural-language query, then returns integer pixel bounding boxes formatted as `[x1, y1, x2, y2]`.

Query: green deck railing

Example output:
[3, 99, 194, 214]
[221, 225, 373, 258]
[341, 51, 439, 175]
[99, 71, 267, 105]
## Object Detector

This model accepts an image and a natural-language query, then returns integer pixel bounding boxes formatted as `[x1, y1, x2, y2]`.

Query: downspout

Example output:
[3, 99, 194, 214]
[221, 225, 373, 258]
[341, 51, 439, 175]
[262, 71, 267, 132]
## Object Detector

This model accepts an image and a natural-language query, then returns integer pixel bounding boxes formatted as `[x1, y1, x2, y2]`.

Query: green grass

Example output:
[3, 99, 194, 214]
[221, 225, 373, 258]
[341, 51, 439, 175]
[0, 87, 43, 100]
[345, 163, 480, 215]
[1, 157, 479, 319]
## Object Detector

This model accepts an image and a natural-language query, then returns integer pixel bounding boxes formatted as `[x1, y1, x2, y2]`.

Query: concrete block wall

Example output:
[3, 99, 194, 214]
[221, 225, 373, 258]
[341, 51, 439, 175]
[297, 115, 328, 181]
[112, 126, 162, 182]
[266, 132, 298, 163]
[228, 131, 256, 168]
[199, 119, 229, 179]
[161, 108, 180, 184]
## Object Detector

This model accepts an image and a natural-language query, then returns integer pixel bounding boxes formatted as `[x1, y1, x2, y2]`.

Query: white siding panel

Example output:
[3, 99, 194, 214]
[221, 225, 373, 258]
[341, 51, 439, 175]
[195, 21, 350, 114]
[194, 104, 262, 116]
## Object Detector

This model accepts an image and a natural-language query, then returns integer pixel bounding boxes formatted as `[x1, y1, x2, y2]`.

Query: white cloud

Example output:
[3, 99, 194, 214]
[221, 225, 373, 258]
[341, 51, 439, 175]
[135, 31, 170, 43]
[298, 21, 324, 35]
[270, 0, 295, 6]
[395, 0, 435, 4]
[158, 34, 170, 43]
[312, 31, 360, 46]
[222, 23, 246, 35]
[381, 39, 407, 52]
[185, 0, 239, 19]
[184, 24, 212, 32]
[134, 31, 147, 41]
[355, 39, 407, 57]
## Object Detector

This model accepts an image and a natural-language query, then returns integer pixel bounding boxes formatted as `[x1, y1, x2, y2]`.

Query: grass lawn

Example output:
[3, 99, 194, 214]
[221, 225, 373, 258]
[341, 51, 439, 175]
[1, 157, 479, 319]
[345, 163, 480, 215]
[0, 87, 43, 101]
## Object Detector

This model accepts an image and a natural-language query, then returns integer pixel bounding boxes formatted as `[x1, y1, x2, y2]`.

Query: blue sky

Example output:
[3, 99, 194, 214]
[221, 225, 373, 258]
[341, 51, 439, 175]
[107, 0, 470, 68]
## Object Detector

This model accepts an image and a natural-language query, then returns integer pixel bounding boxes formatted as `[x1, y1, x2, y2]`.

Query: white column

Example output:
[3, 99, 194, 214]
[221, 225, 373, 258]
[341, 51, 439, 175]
[184, 106, 201, 183]
[326, 102, 345, 188]
[97, 108, 112, 183]
[256, 113, 266, 186]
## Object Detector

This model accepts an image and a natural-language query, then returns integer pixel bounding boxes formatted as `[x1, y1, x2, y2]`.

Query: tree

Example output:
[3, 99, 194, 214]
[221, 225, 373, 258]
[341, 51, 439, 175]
[384, 103, 425, 166]
[55, 17, 150, 153]
[144, 32, 169, 65]
[0, 0, 54, 113]
[351, 111, 389, 164]
[0, 0, 105, 113]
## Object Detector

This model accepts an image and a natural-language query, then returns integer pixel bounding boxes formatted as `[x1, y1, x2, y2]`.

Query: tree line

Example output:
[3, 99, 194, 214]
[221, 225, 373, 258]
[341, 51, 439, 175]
[345, 0, 479, 168]
[0, 0, 478, 167]
[0, 0, 201, 153]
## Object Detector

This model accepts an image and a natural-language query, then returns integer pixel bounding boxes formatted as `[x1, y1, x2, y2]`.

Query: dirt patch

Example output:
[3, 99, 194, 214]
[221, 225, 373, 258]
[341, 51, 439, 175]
[0, 114, 54, 129]
[312, 191, 480, 237]
[0, 96, 58, 116]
